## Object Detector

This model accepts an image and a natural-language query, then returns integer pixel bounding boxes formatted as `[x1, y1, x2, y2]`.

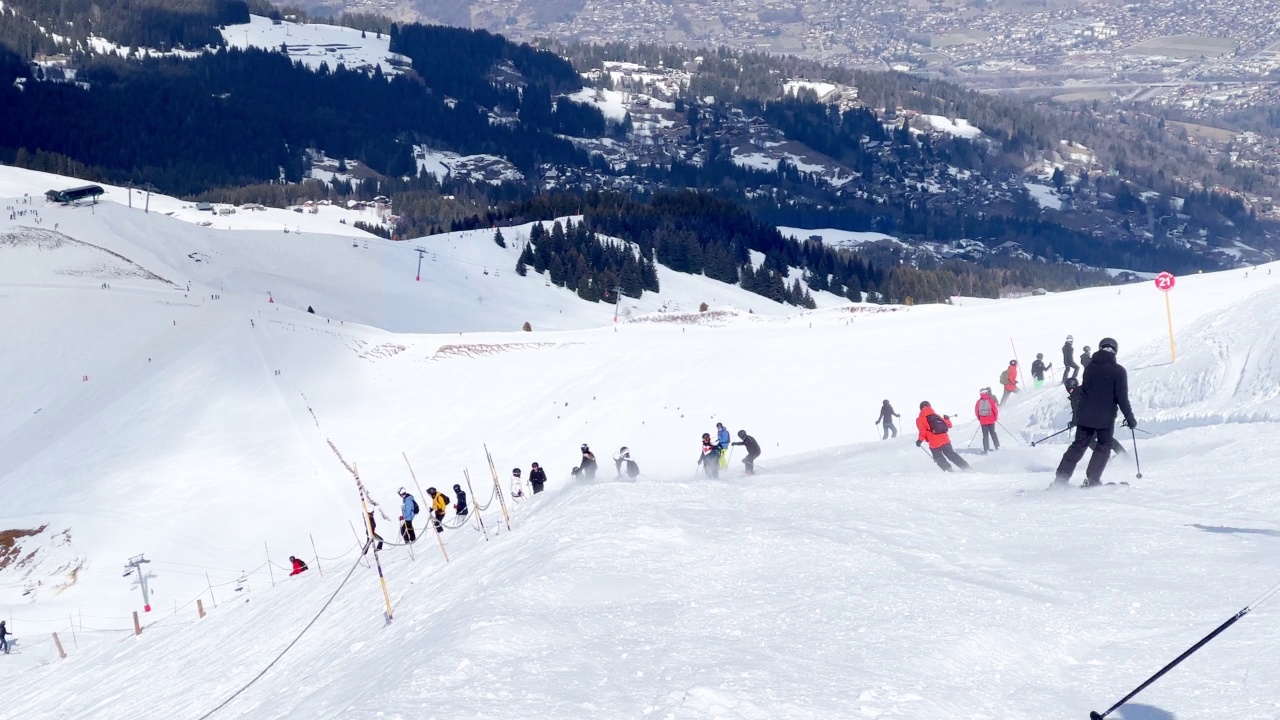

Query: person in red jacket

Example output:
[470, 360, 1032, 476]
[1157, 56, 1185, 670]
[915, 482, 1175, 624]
[974, 387, 1000, 454]
[916, 401, 970, 472]
[288, 556, 308, 576]
[1000, 360, 1020, 404]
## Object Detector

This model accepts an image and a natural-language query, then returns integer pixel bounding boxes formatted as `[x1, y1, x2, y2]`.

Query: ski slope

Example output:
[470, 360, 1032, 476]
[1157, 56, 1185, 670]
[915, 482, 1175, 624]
[3, 167, 1280, 719]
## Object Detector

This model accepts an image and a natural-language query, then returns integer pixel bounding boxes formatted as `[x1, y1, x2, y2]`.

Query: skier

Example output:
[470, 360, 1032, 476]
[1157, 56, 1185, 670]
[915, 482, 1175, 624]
[427, 487, 449, 532]
[364, 510, 384, 551]
[0, 621, 9, 654]
[999, 360, 1020, 404]
[1030, 353, 1053, 389]
[974, 388, 1000, 454]
[288, 556, 309, 576]
[699, 433, 721, 478]
[1065, 377, 1126, 457]
[614, 447, 640, 480]
[510, 467, 524, 498]
[453, 483, 469, 517]
[716, 423, 732, 468]
[1080, 345, 1093, 371]
[1053, 337, 1137, 488]
[731, 430, 761, 475]
[876, 400, 900, 439]
[579, 444, 597, 479]
[398, 487, 418, 543]
[529, 462, 547, 494]
[916, 401, 969, 472]
[1062, 335, 1079, 383]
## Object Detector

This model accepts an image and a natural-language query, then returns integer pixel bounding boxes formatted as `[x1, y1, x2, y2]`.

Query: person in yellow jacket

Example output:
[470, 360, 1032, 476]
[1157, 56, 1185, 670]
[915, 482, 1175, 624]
[426, 487, 450, 533]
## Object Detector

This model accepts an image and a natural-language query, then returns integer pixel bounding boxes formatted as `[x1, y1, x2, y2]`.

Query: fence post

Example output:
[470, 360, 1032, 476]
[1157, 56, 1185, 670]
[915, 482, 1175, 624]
[53, 632, 66, 659]
[197, 599, 206, 619]
[132, 611, 142, 636]
[206, 571, 217, 608]
[69, 614, 77, 648]
[265, 541, 275, 587]
[310, 533, 323, 576]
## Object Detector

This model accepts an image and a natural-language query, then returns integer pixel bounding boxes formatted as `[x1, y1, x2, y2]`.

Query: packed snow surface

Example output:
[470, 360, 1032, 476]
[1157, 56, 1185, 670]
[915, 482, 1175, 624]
[221, 15, 408, 77]
[921, 114, 984, 139]
[3, 167, 1280, 719]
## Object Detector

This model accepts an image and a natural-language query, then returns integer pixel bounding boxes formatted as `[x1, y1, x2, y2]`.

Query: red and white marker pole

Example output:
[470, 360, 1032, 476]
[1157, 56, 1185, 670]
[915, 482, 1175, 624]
[1153, 271, 1176, 362]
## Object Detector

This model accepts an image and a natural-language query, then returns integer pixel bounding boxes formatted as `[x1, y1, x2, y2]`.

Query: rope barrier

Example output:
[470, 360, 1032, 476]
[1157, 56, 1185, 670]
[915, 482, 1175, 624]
[194, 548, 367, 720]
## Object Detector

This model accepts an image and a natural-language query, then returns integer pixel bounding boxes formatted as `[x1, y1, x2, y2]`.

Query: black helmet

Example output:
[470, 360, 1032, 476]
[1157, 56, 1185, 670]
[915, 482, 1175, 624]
[513, 468, 522, 476]
[1084, 345, 1091, 352]
[919, 400, 931, 409]
[702, 432, 711, 440]
[427, 487, 437, 495]
[1099, 337, 1118, 353]
[1010, 359, 1018, 366]
[531, 461, 540, 468]
[882, 399, 890, 405]
[737, 429, 746, 439]
[581, 443, 589, 451]
[1036, 353, 1043, 359]
[1065, 376, 1079, 390]
[619, 446, 628, 453]
[453, 484, 462, 492]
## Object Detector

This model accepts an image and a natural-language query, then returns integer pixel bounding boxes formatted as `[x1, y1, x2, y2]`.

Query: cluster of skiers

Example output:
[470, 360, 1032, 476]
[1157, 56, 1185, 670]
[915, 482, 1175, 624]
[878, 335, 1137, 487]
[698, 423, 761, 478]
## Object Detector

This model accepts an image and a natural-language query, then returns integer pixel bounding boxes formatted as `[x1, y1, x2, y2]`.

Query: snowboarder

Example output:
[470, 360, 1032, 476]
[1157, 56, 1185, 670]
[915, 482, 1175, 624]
[731, 430, 761, 475]
[364, 510, 384, 551]
[1062, 335, 1079, 383]
[699, 433, 721, 478]
[1064, 377, 1126, 457]
[716, 423, 732, 468]
[974, 388, 1000, 453]
[453, 484, 469, 516]
[529, 462, 547, 494]
[398, 488, 418, 543]
[427, 487, 450, 532]
[1080, 345, 1093, 370]
[916, 401, 969, 472]
[999, 360, 1020, 404]
[1053, 337, 1136, 488]
[288, 556, 309, 576]
[1030, 353, 1053, 389]
[614, 447, 640, 479]
[0, 621, 9, 654]
[579, 444, 597, 479]
[876, 400, 900, 439]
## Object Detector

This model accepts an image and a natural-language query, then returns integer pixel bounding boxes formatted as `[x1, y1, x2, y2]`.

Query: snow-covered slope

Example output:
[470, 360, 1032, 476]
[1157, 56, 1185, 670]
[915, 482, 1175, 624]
[222, 15, 409, 77]
[3, 166, 1280, 719]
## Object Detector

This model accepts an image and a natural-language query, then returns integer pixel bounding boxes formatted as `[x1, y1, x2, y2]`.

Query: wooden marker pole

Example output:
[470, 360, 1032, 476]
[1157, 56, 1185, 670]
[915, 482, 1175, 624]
[197, 599, 206, 619]
[53, 632, 66, 659]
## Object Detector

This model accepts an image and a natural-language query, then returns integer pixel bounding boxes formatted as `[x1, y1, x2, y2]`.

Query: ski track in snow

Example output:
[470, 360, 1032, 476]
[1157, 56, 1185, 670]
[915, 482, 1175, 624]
[1, 165, 1280, 718]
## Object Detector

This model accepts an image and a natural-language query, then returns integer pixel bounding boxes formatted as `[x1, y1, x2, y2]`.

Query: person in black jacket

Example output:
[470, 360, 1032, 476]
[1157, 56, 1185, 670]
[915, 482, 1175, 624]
[875, 400, 899, 439]
[579, 444, 597, 479]
[1061, 335, 1079, 383]
[1053, 337, 1136, 487]
[1030, 353, 1053, 389]
[453, 483, 469, 516]
[731, 430, 762, 475]
[1080, 345, 1093, 370]
[1065, 377, 1127, 457]
[529, 462, 547, 494]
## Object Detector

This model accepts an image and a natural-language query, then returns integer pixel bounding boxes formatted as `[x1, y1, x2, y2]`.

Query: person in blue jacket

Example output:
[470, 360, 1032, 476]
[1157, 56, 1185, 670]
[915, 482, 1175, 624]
[398, 488, 418, 543]
[716, 422, 731, 465]
[453, 484, 469, 516]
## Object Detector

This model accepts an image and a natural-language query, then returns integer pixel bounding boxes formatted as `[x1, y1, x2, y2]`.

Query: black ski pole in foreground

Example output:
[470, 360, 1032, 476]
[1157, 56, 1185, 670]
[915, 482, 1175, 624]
[995, 419, 1024, 446]
[1031, 426, 1071, 447]
[1129, 426, 1142, 479]
[1089, 581, 1280, 720]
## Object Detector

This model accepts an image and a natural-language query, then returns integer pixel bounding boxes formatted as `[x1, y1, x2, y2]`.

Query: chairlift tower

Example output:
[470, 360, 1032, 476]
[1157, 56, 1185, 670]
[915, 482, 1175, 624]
[415, 246, 426, 281]
[124, 554, 156, 612]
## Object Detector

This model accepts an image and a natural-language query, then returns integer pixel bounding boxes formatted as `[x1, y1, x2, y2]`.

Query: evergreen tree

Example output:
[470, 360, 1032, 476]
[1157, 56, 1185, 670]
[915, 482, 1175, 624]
[494, 227, 506, 247]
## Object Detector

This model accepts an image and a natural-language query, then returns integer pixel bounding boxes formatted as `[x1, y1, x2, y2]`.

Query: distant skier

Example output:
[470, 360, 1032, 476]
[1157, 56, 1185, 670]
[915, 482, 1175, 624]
[614, 447, 640, 480]
[1030, 353, 1052, 389]
[453, 483, 469, 516]
[699, 433, 721, 478]
[306, 306, 315, 314]
[1053, 337, 1136, 488]
[529, 462, 548, 493]
[716, 423, 732, 468]
[1062, 335, 1079, 383]
[510, 467, 525, 498]
[364, 510, 384, 551]
[288, 556, 309, 576]
[1065, 377, 1126, 457]
[999, 360, 1020, 404]
[579, 444, 597, 479]
[0, 621, 9, 654]
[876, 400, 900, 439]
[398, 488, 418, 543]
[916, 401, 969, 472]
[1080, 345, 1093, 371]
[974, 388, 1000, 454]
[427, 487, 449, 532]
[731, 430, 761, 475]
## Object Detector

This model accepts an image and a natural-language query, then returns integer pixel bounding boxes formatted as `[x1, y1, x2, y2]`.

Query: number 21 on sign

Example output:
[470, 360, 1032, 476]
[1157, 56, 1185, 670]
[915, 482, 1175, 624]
[1153, 271, 1176, 362]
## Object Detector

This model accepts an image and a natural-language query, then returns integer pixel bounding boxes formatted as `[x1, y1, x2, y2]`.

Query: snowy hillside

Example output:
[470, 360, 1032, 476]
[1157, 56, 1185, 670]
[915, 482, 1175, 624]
[4, 166, 1280, 719]
[222, 15, 409, 77]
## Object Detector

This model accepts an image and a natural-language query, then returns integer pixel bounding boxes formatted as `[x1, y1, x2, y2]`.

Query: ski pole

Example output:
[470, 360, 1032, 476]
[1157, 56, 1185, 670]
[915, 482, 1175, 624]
[1130, 426, 1142, 479]
[968, 427, 980, 448]
[995, 419, 1023, 446]
[1031, 426, 1072, 446]
[1089, 579, 1280, 720]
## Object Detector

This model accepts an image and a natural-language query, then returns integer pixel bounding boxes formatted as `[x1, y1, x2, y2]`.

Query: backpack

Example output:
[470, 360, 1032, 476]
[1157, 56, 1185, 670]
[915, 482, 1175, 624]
[977, 398, 993, 417]
[410, 496, 420, 514]
[926, 412, 949, 435]
[439, 493, 450, 506]
[626, 460, 639, 477]
[999, 369, 1010, 385]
